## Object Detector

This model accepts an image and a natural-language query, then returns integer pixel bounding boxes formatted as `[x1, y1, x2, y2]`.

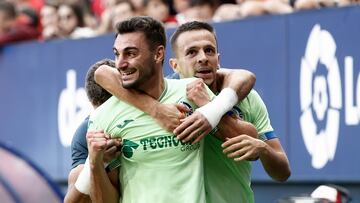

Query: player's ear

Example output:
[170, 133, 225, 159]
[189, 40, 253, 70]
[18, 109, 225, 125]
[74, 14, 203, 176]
[217, 53, 220, 69]
[169, 58, 179, 73]
[154, 45, 165, 63]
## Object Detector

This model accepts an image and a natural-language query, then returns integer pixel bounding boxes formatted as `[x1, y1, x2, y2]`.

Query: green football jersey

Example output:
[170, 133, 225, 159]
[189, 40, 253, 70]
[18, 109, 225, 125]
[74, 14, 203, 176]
[204, 90, 274, 203]
[89, 78, 214, 203]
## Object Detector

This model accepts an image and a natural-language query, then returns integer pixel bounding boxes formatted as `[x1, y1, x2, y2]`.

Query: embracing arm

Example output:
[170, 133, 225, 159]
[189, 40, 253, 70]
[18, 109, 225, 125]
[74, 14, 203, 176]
[175, 79, 258, 143]
[175, 69, 256, 141]
[94, 66, 157, 114]
[87, 130, 119, 203]
[90, 162, 119, 203]
[64, 165, 91, 203]
[222, 90, 291, 181]
[217, 68, 256, 101]
[216, 115, 258, 141]
[95, 66, 187, 131]
[223, 136, 290, 181]
[259, 139, 291, 182]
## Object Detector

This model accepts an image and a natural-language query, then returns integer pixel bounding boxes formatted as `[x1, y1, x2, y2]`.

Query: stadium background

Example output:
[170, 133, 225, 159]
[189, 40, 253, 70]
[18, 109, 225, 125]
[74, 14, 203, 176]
[0, 6, 359, 202]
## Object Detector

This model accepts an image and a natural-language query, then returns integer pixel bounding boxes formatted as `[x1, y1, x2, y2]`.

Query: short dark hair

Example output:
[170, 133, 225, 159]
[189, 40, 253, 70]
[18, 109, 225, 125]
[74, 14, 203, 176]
[115, 16, 166, 51]
[85, 59, 114, 107]
[170, 21, 217, 56]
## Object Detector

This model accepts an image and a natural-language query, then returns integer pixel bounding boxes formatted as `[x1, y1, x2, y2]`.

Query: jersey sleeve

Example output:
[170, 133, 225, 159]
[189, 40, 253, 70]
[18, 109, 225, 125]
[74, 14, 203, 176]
[248, 90, 276, 141]
[70, 117, 89, 169]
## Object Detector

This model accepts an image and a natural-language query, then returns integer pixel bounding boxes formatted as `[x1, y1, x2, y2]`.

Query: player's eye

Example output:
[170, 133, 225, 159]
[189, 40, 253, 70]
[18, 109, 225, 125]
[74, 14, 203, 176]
[205, 48, 215, 55]
[186, 49, 196, 57]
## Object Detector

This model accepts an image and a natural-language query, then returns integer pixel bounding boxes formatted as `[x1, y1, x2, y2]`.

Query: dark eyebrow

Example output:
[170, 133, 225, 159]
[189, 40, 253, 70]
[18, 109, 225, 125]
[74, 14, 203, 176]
[185, 46, 197, 52]
[113, 46, 138, 52]
[124, 47, 138, 52]
[204, 44, 216, 49]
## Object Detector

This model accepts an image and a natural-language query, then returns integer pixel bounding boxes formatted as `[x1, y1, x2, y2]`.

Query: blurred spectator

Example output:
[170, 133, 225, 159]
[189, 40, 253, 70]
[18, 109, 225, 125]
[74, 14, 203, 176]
[0, 1, 39, 46]
[292, 0, 359, 11]
[0, 1, 17, 36]
[111, 0, 136, 28]
[18, 5, 39, 28]
[6, 0, 44, 12]
[173, 0, 191, 13]
[130, 0, 145, 15]
[97, 0, 136, 34]
[144, 0, 177, 26]
[58, 3, 97, 39]
[40, 2, 59, 40]
[173, 0, 191, 24]
[294, 0, 337, 10]
[62, 0, 97, 29]
[182, 0, 219, 23]
[213, 3, 242, 22]
[239, 0, 293, 18]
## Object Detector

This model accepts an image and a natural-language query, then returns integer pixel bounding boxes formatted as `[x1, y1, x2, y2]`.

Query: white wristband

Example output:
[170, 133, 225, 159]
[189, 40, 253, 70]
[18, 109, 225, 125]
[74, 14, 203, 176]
[196, 88, 238, 128]
[74, 157, 91, 195]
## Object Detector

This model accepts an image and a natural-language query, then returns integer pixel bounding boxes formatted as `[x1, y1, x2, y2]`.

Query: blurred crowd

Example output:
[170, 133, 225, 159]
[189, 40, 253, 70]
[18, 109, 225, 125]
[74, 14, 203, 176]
[0, 0, 359, 46]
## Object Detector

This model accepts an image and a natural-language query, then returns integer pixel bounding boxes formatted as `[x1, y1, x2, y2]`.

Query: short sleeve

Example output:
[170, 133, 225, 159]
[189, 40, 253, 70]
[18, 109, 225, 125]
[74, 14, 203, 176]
[71, 117, 89, 169]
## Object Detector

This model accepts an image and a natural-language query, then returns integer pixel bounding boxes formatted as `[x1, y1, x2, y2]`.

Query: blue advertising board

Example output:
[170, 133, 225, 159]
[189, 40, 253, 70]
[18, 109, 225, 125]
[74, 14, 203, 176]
[0, 6, 359, 183]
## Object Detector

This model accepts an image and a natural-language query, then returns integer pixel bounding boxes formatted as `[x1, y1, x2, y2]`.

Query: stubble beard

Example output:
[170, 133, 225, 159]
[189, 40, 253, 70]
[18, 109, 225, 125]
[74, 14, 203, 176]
[122, 60, 156, 90]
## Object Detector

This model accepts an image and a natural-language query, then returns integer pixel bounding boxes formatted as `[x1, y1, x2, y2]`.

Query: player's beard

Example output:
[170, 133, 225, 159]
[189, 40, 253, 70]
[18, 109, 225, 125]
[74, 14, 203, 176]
[122, 56, 156, 90]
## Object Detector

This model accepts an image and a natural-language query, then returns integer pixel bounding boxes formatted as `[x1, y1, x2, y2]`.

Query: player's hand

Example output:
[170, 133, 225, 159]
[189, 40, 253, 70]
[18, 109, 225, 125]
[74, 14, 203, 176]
[152, 103, 189, 132]
[174, 111, 212, 144]
[86, 130, 111, 165]
[222, 135, 266, 161]
[186, 78, 211, 107]
[103, 138, 122, 163]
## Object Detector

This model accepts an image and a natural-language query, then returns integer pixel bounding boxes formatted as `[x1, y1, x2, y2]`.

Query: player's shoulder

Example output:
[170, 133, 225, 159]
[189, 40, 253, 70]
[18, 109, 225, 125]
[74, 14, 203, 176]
[166, 77, 198, 83]
[91, 96, 121, 117]
[165, 77, 198, 86]
[236, 89, 262, 107]
[243, 89, 261, 101]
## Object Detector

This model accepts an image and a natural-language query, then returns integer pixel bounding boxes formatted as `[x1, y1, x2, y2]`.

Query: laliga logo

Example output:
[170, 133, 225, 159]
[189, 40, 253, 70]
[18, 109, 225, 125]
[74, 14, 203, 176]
[58, 70, 92, 147]
[299, 25, 342, 169]
[300, 24, 359, 169]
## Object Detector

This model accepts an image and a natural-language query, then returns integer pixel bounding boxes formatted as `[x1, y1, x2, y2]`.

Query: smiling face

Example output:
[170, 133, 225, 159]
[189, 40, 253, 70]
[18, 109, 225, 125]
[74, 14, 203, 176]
[113, 31, 157, 90]
[170, 29, 219, 87]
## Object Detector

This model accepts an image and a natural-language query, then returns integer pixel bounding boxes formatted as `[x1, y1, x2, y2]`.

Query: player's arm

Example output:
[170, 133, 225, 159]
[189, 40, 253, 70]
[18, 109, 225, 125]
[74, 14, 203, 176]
[222, 91, 290, 182]
[217, 68, 256, 101]
[95, 65, 188, 132]
[64, 165, 91, 203]
[175, 79, 258, 144]
[64, 119, 91, 203]
[65, 127, 122, 203]
[261, 138, 290, 182]
[87, 130, 119, 203]
[223, 135, 290, 181]
[64, 166, 119, 203]
[175, 69, 256, 141]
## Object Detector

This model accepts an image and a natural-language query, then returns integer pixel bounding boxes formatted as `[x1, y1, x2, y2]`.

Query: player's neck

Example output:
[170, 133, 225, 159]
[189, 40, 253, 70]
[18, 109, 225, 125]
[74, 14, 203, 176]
[139, 70, 165, 100]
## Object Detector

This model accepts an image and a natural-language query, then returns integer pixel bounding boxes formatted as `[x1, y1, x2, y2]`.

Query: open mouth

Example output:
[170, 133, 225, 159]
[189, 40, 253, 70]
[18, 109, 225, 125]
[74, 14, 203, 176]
[195, 68, 213, 78]
[198, 70, 211, 74]
[121, 69, 136, 76]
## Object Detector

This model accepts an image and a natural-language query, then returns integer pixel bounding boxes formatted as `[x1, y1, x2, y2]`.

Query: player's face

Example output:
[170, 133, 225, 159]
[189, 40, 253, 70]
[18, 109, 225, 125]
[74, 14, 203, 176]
[113, 32, 156, 89]
[171, 29, 219, 86]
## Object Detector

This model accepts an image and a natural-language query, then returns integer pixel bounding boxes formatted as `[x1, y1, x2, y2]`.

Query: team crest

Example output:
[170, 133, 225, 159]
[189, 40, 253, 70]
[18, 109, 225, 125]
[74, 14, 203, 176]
[178, 101, 194, 117]
[227, 106, 244, 120]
